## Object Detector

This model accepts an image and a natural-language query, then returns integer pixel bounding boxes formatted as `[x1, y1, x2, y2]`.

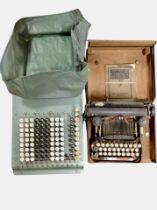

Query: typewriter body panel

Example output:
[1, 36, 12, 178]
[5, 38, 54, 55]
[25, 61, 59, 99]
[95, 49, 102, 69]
[12, 96, 83, 174]
[86, 40, 156, 163]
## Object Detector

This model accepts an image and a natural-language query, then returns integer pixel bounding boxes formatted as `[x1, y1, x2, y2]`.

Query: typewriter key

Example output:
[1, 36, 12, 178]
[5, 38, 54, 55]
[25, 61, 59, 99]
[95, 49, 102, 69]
[19, 118, 24, 123]
[20, 158, 24, 162]
[19, 138, 24, 143]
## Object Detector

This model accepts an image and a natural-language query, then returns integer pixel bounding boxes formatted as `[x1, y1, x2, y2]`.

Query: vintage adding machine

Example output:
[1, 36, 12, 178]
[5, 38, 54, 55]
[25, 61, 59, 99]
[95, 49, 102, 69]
[0, 9, 90, 174]
[85, 40, 156, 163]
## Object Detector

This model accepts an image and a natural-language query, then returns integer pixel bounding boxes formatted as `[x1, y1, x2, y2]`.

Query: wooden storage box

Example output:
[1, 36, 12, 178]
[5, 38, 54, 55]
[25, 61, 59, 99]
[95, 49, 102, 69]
[85, 40, 156, 163]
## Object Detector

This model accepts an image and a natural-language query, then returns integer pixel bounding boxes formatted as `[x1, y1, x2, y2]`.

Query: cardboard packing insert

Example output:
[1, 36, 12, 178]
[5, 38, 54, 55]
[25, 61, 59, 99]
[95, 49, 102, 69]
[86, 40, 156, 163]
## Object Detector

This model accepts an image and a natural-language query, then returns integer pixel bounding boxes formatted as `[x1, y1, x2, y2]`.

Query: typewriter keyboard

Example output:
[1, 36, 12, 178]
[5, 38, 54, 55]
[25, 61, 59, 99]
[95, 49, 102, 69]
[91, 139, 142, 162]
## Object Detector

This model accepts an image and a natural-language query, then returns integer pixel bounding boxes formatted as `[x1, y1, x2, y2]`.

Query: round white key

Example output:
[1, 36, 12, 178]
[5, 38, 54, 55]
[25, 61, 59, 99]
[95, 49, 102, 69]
[75, 142, 79, 146]
[55, 157, 60, 161]
[75, 108, 79, 112]
[131, 153, 135, 157]
[117, 148, 120, 152]
[25, 158, 30, 162]
[30, 133, 34, 137]
[30, 123, 34, 127]
[19, 133, 24, 138]
[24, 118, 29, 122]
[20, 158, 24, 162]
[60, 122, 64, 127]
[60, 127, 64, 132]
[60, 147, 64, 151]
[113, 152, 116, 156]
[55, 118, 59, 122]
[138, 144, 142, 148]
[99, 152, 103, 156]
[30, 153, 34, 157]
[50, 123, 54, 127]
[121, 148, 125, 152]
[60, 152, 64, 156]
[19, 128, 24, 133]
[75, 146, 79, 151]
[117, 152, 121, 156]
[108, 148, 111, 152]
[20, 153, 24, 157]
[75, 127, 79, 131]
[104, 152, 107, 156]
[51, 132, 54, 137]
[19, 118, 24, 123]
[127, 152, 130, 157]
[60, 157, 64, 161]
[50, 137, 54, 141]
[25, 123, 29, 128]
[55, 147, 59, 151]
[134, 144, 137, 148]
[101, 143, 105, 147]
[108, 152, 112, 156]
[60, 118, 64, 122]
[135, 148, 139, 152]
[112, 148, 116, 152]
[60, 142, 64, 146]
[110, 143, 114, 148]
[122, 152, 125, 157]
[25, 148, 29, 152]
[126, 148, 130, 152]
[20, 148, 24, 152]
[50, 147, 54, 151]
[30, 128, 34, 132]
[30, 143, 34, 147]
[106, 143, 109, 148]
[19, 123, 24, 128]
[129, 144, 133, 148]
[50, 118, 54, 122]
[50, 157, 55, 161]
[25, 153, 29, 157]
[55, 123, 59, 127]
[103, 148, 107, 151]
[55, 137, 59, 141]
[96, 142, 100, 147]
[20, 143, 24, 147]
[30, 138, 34, 142]
[30, 118, 34, 123]
[55, 132, 59, 137]
[30, 157, 35, 162]
[50, 127, 54, 132]
[60, 137, 64, 141]
[55, 152, 59, 156]
[50, 152, 55, 156]
[50, 142, 55, 146]
[60, 132, 64, 137]
[19, 138, 24, 143]
[30, 148, 34, 152]
[98, 147, 103, 152]
[124, 144, 128, 148]
[120, 143, 123, 148]
[25, 128, 29, 132]
[25, 133, 29, 137]
[115, 143, 119, 148]
[55, 142, 59, 146]
[136, 153, 140, 157]
[55, 127, 59, 132]
[25, 143, 29, 147]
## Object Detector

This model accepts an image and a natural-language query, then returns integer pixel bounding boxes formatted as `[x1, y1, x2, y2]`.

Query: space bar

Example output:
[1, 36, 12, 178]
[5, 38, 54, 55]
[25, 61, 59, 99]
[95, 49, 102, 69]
[98, 157, 136, 162]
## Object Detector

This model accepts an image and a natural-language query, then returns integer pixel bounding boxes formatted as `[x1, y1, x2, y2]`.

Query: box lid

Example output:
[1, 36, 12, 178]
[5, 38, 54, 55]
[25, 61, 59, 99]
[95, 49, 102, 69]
[87, 40, 156, 103]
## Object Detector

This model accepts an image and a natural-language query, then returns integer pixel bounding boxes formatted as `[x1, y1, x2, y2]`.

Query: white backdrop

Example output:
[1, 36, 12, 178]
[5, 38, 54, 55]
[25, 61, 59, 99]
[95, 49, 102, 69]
[0, 1, 157, 210]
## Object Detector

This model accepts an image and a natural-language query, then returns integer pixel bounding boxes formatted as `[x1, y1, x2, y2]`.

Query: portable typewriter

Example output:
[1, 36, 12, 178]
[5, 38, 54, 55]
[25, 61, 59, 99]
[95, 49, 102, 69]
[85, 40, 156, 163]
